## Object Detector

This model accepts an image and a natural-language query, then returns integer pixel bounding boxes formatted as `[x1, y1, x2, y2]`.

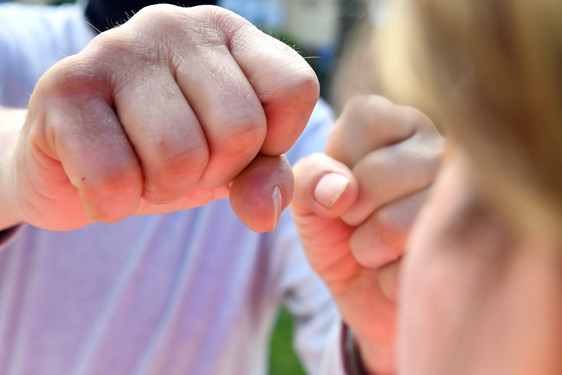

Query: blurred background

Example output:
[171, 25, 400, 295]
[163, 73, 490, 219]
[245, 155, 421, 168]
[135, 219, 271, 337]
[1, 0, 376, 373]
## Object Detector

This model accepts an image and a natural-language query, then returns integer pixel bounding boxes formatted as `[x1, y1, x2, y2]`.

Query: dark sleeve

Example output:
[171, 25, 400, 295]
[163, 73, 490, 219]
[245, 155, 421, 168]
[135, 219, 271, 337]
[0, 225, 23, 252]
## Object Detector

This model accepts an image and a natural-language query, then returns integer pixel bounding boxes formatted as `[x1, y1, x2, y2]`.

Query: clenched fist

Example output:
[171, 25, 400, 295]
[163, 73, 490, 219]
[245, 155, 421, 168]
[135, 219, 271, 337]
[0, 5, 319, 232]
[291, 95, 444, 374]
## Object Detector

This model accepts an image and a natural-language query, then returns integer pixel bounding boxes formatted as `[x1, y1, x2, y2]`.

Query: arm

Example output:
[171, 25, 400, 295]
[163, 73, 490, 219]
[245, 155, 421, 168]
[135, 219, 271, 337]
[291, 95, 444, 374]
[0, 4, 319, 233]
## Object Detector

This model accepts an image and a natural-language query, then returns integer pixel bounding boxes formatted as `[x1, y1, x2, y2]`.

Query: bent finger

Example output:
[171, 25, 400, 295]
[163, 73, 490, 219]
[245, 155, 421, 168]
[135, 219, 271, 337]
[222, 8, 320, 155]
[327, 96, 436, 167]
[229, 154, 294, 233]
[172, 35, 267, 189]
[31, 85, 143, 222]
[342, 131, 443, 226]
[113, 67, 209, 204]
[350, 188, 429, 269]
[378, 259, 402, 302]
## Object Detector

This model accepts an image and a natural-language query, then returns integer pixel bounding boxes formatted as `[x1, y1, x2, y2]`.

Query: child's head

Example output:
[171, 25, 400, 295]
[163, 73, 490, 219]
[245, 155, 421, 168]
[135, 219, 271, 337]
[377, 0, 562, 242]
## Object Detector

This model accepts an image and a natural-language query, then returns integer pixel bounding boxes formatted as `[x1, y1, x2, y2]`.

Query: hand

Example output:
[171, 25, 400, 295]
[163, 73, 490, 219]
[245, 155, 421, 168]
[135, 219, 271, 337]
[1, 5, 318, 232]
[291, 95, 444, 374]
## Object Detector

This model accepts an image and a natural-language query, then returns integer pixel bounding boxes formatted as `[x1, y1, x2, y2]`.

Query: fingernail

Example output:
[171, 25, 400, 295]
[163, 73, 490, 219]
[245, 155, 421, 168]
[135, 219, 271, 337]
[314, 173, 350, 209]
[271, 186, 283, 229]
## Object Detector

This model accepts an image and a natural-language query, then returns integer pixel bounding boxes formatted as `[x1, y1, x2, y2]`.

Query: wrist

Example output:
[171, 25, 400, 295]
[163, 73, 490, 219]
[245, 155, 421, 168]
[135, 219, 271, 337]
[343, 324, 395, 375]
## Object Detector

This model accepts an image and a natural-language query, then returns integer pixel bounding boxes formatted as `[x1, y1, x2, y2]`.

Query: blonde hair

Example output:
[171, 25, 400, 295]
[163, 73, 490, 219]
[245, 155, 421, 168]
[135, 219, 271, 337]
[376, 0, 562, 241]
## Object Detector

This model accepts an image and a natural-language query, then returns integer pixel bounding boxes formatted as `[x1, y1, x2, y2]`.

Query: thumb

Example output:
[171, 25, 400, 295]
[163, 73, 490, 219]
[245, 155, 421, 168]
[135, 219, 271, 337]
[229, 154, 294, 233]
[291, 154, 364, 290]
[292, 153, 359, 218]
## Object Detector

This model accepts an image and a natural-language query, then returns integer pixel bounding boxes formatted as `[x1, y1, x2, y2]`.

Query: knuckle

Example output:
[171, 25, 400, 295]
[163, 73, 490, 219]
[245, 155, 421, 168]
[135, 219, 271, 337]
[129, 5, 247, 74]
[140, 5, 241, 49]
[129, 4, 192, 33]
[417, 128, 446, 158]
[137, 5, 189, 38]
[133, 3, 175, 20]
[370, 211, 407, 257]
[363, 150, 394, 173]
[306, 153, 331, 166]
[212, 116, 266, 158]
[90, 28, 136, 59]
[298, 65, 321, 95]
[284, 66, 320, 105]
[80, 168, 140, 198]
[79, 170, 142, 222]
[352, 94, 391, 116]
[265, 51, 320, 108]
[373, 208, 403, 235]
[343, 95, 372, 120]
[364, 94, 392, 109]
[39, 38, 141, 106]
[151, 137, 210, 179]
[401, 105, 436, 131]
[292, 153, 323, 179]
[37, 55, 105, 100]
[141, 138, 209, 202]
[94, 26, 159, 72]
[339, 95, 396, 134]
[204, 6, 246, 36]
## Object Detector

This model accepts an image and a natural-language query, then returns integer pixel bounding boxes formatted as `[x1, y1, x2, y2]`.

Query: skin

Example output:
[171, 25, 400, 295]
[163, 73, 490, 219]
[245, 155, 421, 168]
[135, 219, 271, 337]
[293, 95, 562, 374]
[0, 4, 319, 233]
[4, 3, 558, 372]
[292, 95, 445, 375]
[400, 147, 562, 375]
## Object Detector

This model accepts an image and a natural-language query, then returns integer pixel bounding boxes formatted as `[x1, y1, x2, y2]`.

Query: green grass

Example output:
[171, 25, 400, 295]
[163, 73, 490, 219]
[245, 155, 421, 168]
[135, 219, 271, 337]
[269, 307, 306, 375]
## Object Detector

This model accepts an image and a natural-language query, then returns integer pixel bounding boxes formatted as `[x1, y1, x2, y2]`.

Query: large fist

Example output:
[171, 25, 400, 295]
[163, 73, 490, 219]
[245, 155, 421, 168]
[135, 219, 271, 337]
[5, 5, 318, 232]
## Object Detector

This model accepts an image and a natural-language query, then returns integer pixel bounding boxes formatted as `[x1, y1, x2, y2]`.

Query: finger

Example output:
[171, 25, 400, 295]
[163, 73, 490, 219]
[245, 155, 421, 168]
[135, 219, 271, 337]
[30, 65, 143, 222]
[292, 153, 359, 218]
[350, 188, 429, 269]
[342, 130, 443, 226]
[113, 66, 210, 204]
[171, 30, 267, 189]
[378, 259, 402, 302]
[216, 7, 320, 155]
[104, 6, 263, 193]
[291, 155, 360, 286]
[229, 154, 294, 233]
[126, 4, 318, 188]
[327, 95, 434, 167]
[119, 5, 318, 190]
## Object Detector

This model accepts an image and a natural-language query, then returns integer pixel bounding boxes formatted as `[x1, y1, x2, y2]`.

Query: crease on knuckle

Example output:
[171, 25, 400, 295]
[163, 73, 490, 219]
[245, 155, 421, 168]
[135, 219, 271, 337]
[370, 210, 406, 259]
[209, 113, 266, 157]
[275, 65, 320, 107]
[151, 139, 209, 179]
[79, 168, 141, 211]
[40, 54, 108, 101]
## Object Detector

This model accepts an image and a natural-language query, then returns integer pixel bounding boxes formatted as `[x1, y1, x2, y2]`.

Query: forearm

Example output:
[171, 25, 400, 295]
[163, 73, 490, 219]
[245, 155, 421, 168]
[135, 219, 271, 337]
[0, 107, 25, 230]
